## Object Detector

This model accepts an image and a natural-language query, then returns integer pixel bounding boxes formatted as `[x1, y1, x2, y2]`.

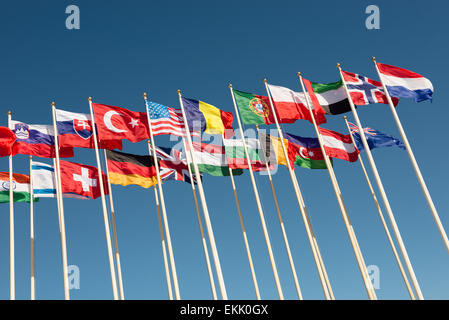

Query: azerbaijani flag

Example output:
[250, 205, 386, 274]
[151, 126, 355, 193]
[283, 132, 329, 169]
[0, 172, 37, 203]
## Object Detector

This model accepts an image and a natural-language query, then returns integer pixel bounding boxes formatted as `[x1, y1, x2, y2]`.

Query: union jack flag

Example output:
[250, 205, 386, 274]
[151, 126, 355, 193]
[152, 145, 198, 184]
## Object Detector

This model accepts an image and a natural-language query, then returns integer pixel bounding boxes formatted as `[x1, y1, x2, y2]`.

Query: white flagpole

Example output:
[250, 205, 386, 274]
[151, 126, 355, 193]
[7, 111, 15, 300]
[260, 82, 334, 300]
[343, 116, 416, 300]
[226, 88, 285, 300]
[177, 89, 228, 300]
[181, 136, 218, 300]
[29, 155, 35, 300]
[143, 94, 181, 300]
[372, 57, 449, 256]
[51, 102, 71, 300]
[151, 184, 174, 300]
[255, 125, 303, 300]
[103, 149, 125, 300]
[88, 97, 119, 300]
[297, 74, 377, 299]
[337, 64, 424, 300]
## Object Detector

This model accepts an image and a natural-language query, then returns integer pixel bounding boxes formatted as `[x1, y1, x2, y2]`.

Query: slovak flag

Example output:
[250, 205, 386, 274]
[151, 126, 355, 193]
[92, 103, 150, 143]
[376, 62, 434, 102]
[342, 71, 399, 106]
[55, 108, 122, 150]
[59, 160, 108, 199]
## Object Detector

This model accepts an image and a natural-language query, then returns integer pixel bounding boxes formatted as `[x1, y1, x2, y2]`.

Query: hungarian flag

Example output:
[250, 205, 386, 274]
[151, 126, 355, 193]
[0, 172, 37, 203]
[223, 137, 270, 172]
[0, 126, 16, 157]
[284, 132, 329, 169]
[105, 150, 157, 188]
[59, 160, 108, 199]
[92, 103, 150, 143]
[318, 127, 359, 162]
[267, 83, 327, 125]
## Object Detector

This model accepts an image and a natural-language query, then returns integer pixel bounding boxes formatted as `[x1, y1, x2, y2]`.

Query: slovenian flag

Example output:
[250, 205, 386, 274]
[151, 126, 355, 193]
[376, 63, 434, 102]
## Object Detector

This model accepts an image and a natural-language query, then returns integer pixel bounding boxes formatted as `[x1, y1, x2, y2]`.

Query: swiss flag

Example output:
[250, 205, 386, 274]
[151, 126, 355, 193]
[59, 160, 109, 199]
[92, 103, 149, 143]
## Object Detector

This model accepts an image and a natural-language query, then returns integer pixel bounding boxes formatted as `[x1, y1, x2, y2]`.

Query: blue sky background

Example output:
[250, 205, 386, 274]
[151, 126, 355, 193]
[0, 0, 448, 300]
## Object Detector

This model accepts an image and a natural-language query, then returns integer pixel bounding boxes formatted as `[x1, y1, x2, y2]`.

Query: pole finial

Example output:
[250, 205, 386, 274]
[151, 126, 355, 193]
[228, 83, 232, 88]
[263, 78, 267, 83]
[29, 155, 32, 160]
[336, 63, 341, 68]
[143, 92, 147, 99]
[51, 101, 55, 107]
[372, 56, 376, 62]
[343, 115, 347, 120]
[7, 110, 11, 116]
[177, 89, 181, 94]
[88, 97, 92, 102]
[297, 72, 301, 77]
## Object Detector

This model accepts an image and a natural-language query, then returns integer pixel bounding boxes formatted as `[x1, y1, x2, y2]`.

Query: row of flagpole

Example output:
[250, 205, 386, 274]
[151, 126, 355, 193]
[7, 58, 447, 300]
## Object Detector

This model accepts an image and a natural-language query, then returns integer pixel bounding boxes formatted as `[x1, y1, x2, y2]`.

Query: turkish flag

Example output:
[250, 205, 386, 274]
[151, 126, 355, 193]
[59, 160, 109, 199]
[92, 103, 150, 143]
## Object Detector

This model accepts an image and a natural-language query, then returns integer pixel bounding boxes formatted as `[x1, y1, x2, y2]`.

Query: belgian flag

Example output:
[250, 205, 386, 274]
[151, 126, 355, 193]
[105, 150, 158, 188]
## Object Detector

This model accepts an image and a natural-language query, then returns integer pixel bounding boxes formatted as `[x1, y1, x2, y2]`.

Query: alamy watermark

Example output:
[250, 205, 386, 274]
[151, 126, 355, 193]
[368, 264, 380, 289]
[66, 5, 80, 30]
[68, 264, 80, 290]
[365, 5, 380, 30]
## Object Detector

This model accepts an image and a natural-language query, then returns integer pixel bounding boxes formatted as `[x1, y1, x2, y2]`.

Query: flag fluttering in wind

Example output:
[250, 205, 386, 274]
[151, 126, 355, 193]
[9, 120, 74, 158]
[376, 62, 434, 102]
[318, 127, 359, 162]
[0, 172, 37, 203]
[341, 71, 399, 106]
[258, 132, 290, 167]
[55, 108, 122, 150]
[267, 83, 327, 125]
[146, 101, 188, 137]
[153, 146, 198, 184]
[308, 80, 352, 115]
[232, 89, 276, 125]
[106, 150, 158, 189]
[284, 132, 329, 169]
[348, 122, 405, 152]
[92, 103, 150, 143]
[223, 137, 269, 172]
[0, 126, 16, 157]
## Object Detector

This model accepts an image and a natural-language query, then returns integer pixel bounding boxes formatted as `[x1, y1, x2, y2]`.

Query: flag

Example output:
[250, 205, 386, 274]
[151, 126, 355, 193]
[318, 127, 359, 162]
[232, 89, 273, 125]
[9, 120, 74, 158]
[153, 146, 198, 184]
[223, 137, 269, 171]
[105, 150, 158, 188]
[267, 83, 327, 125]
[181, 98, 234, 138]
[341, 71, 399, 106]
[59, 160, 108, 199]
[0, 172, 37, 203]
[0, 126, 16, 157]
[31, 161, 89, 199]
[146, 101, 187, 137]
[283, 132, 329, 169]
[92, 103, 150, 143]
[348, 122, 405, 152]
[310, 80, 352, 115]
[186, 142, 243, 176]
[376, 62, 434, 102]
[55, 108, 122, 150]
[258, 132, 290, 167]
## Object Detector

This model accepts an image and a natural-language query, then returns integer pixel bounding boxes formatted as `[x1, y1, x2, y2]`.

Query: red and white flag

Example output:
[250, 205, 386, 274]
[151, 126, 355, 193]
[318, 127, 359, 162]
[59, 160, 108, 199]
[92, 103, 149, 143]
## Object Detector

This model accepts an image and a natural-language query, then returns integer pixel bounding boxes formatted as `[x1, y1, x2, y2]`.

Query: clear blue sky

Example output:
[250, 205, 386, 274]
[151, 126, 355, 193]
[0, 0, 448, 300]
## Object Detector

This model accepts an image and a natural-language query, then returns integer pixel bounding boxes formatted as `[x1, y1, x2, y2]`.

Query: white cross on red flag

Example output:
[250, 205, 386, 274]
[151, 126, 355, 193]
[59, 160, 108, 199]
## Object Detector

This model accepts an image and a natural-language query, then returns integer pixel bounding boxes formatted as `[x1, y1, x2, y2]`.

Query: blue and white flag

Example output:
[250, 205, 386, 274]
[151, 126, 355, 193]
[348, 122, 405, 152]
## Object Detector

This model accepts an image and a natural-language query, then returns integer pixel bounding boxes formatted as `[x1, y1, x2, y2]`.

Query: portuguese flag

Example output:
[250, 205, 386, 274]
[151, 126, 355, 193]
[233, 89, 272, 125]
[311, 80, 352, 115]
[0, 172, 37, 203]
[106, 150, 158, 188]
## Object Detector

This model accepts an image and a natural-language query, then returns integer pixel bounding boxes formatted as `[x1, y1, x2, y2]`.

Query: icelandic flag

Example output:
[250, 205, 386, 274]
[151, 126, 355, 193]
[377, 63, 434, 102]
[348, 122, 405, 152]
[9, 120, 74, 158]
[55, 108, 122, 150]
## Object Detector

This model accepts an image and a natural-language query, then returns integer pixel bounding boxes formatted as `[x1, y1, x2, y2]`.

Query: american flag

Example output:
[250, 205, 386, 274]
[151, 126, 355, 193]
[146, 101, 186, 137]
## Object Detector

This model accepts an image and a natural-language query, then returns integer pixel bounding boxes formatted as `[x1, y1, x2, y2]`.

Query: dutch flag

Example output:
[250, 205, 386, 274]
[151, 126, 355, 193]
[377, 62, 434, 103]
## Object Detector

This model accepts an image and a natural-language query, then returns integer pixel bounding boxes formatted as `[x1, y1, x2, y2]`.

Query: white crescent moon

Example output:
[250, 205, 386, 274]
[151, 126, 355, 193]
[299, 147, 308, 159]
[104, 111, 127, 133]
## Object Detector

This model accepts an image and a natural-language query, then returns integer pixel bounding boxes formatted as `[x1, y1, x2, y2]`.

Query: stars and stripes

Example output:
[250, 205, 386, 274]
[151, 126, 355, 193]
[147, 101, 187, 137]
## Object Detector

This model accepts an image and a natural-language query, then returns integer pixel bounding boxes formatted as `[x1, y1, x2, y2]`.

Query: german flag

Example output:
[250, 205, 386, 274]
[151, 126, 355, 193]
[105, 150, 158, 188]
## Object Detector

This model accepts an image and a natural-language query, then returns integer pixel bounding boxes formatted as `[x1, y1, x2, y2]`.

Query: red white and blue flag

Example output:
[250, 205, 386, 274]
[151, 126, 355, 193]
[152, 145, 198, 184]
[55, 109, 122, 150]
[348, 122, 405, 152]
[342, 71, 399, 106]
[9, 120, 74, 158]
[376, 62, 434, 102]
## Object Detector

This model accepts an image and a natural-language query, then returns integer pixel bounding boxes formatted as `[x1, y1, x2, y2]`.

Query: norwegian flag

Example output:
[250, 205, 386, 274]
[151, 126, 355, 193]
[342, 71, 399, 106]
[152, 145, 199, 184]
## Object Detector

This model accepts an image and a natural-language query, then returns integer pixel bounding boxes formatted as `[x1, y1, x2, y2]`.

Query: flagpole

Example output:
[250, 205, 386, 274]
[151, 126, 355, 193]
[372, 57, 449, 256]
[103, 149, 125, 300]
[337, 64, 424, 300]
[226, 159, 261, 300]
[226, 88, 285, 300]
[343, 116, 415, 300]
[297, 74, 377, 299]
[178, 89, 228, 300]
[260, 82, 334, 300]
[51, 102, 71, 300]
[151, 184, 173, 300]
[7, 110, 15, 300]
[181, 136, 218, 300]
[255, 125, 303, 300]
[29, 155, 35, 300]
[143, 94, 181, 300]
[88, 97, 119, 300]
